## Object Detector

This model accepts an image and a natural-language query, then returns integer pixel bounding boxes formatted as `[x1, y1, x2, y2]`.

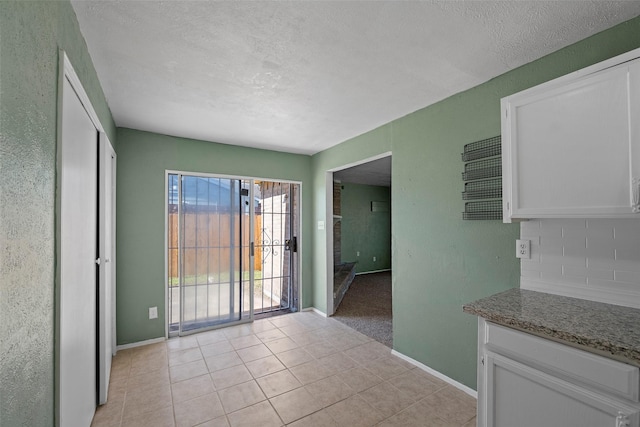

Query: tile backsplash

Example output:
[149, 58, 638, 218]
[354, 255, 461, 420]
[520, 219, 640, 308]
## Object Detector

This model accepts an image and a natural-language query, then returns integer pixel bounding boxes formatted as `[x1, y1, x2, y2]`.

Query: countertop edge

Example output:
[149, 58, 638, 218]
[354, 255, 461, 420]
[463, 295, 640, 367]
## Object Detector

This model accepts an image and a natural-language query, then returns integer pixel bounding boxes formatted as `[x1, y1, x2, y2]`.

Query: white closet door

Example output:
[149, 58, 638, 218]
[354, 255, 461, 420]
[60, 76, 98, 426]
[98, 134, 116, 404]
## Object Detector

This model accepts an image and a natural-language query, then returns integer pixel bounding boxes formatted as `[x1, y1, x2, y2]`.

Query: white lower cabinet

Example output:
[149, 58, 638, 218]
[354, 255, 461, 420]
[477, 319, 640, 427]
[482, 353, 639, 427]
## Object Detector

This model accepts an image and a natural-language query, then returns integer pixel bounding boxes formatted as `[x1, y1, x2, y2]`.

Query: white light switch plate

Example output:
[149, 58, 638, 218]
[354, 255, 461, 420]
[149, 306, 158, 319]
[318, 220, 325, 230]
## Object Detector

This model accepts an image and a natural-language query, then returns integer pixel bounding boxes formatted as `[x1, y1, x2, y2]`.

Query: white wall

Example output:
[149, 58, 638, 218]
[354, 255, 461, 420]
[520, 219, 640, 308]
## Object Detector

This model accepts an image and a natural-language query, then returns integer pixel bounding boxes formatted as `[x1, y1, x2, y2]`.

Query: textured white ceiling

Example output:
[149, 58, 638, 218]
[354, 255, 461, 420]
[334, 157, 392, 188]
[72, 1, 640, 155]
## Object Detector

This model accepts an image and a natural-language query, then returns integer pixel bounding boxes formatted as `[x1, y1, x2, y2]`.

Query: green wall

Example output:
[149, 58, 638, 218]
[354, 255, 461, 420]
[340, 183, 391, 272]
[311, 16, 640, 390]
[0, 1, 115, 425]
[115, 128, 312, 344]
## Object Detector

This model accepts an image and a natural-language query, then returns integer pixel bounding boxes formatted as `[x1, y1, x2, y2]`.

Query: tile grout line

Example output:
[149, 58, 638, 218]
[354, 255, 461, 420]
[103, 312, 475, 426]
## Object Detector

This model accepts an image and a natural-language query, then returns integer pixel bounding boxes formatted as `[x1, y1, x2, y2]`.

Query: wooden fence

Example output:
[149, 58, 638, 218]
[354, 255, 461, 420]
[167, 182, 294, 290]
[168, 212, 263, 281]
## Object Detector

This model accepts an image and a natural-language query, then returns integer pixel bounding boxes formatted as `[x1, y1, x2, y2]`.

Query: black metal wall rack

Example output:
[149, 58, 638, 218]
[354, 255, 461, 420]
[461, 136, 502, 220]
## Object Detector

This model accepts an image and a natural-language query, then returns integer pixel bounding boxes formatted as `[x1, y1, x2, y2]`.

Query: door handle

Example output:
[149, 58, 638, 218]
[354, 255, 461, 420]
[285, 237, 297, 252]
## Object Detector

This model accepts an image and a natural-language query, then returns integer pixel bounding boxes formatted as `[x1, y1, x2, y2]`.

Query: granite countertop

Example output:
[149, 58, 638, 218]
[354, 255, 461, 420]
[463, 288, 640, 366]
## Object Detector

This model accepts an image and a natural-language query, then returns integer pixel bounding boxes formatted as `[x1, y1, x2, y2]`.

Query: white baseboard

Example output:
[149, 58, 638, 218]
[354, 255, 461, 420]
[391, 349, 477, 399]
[302, 307, 328, 317]
[355, 268, 391, 276]
[116, 336, 166, 352]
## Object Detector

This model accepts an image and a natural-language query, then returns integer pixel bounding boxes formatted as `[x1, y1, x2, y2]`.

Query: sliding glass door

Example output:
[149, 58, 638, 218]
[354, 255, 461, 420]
[168, 173, 253, 335]
[167, 172, 299, 336]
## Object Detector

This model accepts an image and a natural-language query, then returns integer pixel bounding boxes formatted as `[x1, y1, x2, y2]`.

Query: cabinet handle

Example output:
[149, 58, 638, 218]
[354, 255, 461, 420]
[616, 412, 630, 427]
[633, 177, 640, 213]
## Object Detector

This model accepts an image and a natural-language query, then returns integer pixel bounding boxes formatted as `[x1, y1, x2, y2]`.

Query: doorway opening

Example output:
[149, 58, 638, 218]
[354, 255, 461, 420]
[166, 172, 300, 336]
[327, 153, 392, 347]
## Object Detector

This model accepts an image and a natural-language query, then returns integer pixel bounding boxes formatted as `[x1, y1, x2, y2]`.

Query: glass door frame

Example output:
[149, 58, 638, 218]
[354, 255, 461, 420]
[164, 170, 302, 338]
[165, 171, 254, 337]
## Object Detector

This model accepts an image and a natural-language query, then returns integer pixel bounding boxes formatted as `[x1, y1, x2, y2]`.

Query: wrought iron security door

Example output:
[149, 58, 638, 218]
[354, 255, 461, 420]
[253, 181, 298, 315]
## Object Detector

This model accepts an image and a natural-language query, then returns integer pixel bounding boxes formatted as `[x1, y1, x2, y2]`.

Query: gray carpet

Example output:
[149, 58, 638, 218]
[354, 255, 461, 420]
[332, 271, 392, 348]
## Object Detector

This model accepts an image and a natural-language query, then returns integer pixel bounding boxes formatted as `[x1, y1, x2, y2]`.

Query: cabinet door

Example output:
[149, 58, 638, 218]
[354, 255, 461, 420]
[502, 58, 640, 222]
[480, 352, 640, 427]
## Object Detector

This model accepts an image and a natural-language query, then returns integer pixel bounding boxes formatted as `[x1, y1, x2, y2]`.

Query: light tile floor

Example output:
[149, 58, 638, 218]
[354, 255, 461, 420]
[92, 311, 477, 427]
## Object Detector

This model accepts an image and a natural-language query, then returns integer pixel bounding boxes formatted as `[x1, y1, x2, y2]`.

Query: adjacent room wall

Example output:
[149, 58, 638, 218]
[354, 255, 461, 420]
[0, 2, 116, 425]
[340, 183, 391, 273]
[115, 128, 312, 345]
[311, 16, 640, 390]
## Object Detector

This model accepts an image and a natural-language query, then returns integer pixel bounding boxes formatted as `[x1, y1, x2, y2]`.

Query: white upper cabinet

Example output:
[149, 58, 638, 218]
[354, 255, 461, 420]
[501, 49, 640, 222]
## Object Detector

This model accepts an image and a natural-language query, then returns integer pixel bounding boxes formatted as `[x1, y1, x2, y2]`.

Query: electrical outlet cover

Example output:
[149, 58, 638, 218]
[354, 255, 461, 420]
[516, 239, 530, 259]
